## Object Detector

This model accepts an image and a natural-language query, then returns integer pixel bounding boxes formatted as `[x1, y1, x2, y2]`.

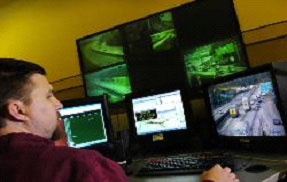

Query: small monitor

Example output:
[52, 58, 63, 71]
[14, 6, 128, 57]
[133, 89, 187, 135]
[205, 64, 287, 151]
[127, 89, 192, 151]
[59, 96, 112, 149]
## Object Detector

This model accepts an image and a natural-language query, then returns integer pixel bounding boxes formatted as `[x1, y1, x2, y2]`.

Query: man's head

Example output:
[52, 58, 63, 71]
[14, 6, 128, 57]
[0, 58, 63, 139]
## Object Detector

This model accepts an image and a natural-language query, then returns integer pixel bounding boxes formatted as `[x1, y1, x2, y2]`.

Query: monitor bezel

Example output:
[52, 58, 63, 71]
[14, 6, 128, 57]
[126, 87, 194, 149]
[203, 64, 287, 151]
[76, 0, 249, 107]
[59, 95, 114, 150]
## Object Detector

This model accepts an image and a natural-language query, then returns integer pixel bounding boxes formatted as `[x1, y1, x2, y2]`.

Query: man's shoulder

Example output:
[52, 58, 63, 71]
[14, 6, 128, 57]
[43, 146, 119, 172]
[50, 146, 103, 163]
[48, 146, 128, 181]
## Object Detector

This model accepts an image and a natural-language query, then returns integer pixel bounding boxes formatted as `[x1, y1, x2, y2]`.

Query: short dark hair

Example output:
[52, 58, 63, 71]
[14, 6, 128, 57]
[0, 58, 46, 116]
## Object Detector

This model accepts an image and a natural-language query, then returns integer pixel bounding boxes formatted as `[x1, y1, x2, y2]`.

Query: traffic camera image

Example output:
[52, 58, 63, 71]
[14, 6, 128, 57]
[208, 72, 286, 136]
[78, 29, 132, 103]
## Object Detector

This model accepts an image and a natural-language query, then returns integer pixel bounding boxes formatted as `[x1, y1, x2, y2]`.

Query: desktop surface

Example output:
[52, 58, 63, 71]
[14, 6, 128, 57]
[128, 151, 287, 182]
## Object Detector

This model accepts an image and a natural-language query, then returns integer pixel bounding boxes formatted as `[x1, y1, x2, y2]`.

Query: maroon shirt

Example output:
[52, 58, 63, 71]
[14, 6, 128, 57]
[0, 133, 128, 182]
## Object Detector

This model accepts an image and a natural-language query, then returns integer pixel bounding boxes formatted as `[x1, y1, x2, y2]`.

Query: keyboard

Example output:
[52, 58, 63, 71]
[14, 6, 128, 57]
[136, 152, 234, 176]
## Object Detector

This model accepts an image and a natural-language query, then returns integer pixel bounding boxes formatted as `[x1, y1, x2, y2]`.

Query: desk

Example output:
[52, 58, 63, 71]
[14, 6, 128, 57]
[130, 175, 200, 182]
[128, 152, 287, 182]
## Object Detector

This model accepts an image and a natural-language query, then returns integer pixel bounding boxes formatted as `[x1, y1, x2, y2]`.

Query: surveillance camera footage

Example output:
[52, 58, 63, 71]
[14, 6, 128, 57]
[85, 64, 132, 103]
[208, 72, 286, 137]
[149, 11, 178, 52]
[184, 37, 247, 88]
[78, 29, 132, 103]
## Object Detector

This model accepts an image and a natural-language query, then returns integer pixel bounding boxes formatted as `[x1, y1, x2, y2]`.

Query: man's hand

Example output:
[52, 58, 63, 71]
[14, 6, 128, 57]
[201, 164, 239, 182]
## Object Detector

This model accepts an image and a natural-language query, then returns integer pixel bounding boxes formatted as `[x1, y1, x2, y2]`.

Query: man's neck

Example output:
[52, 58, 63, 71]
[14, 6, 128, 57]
[0, 120, 31, 137]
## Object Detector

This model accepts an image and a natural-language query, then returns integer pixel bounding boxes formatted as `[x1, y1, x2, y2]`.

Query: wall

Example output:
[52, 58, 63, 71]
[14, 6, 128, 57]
[0, 0, 194, 83]
[0, 0, 286, 132]
[0, 0, 286, 88]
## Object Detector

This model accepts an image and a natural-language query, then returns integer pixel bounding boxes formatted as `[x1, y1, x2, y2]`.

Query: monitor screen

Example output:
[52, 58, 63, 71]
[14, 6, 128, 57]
[84, 63, 132, 103]
[123, 11, 177, 54]
[77, 28, 132, 104]
[149, 11, 177, 52]
[207, 70, 286, 137]
[77, 0, 248, 104]
[131, 90, 187, 136]
[59, 98, 110, 148]
[183, 36, 248, 88]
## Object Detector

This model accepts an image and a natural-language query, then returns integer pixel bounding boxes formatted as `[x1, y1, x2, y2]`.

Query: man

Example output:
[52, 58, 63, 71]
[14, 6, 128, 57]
[0, 58, 238, 182]
[0, 58, 127, 182]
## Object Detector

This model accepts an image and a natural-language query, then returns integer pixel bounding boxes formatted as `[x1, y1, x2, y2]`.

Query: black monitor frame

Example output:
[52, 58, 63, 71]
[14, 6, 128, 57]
[203, 64, 287, 152]
[59, 95, 114, 151]
[126, 87, 194, 153]
[76, 0, 249, 108]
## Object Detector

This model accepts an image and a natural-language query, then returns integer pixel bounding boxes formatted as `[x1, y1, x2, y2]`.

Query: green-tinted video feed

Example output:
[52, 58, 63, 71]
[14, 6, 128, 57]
[124, 20, 149, 43]
[78, 29, 125, 73]
[85, 63, 132, 103]
[184, 37, 247, 88]
[148, 12, 177, 51]
[124, 11, 177, 53]
[78, 28, 132, 103]
[63, 110, 107, 148]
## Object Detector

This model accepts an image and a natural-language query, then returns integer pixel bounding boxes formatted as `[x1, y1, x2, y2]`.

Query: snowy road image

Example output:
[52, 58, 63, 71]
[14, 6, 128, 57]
[208, 71, 286, 137]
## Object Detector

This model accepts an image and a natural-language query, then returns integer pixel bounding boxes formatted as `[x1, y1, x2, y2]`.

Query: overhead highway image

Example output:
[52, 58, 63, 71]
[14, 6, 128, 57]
[208, 72, 286, 137]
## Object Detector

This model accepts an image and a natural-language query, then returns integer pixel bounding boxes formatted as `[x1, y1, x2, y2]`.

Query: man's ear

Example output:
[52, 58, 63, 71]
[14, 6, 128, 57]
[6, 100, 29, 122]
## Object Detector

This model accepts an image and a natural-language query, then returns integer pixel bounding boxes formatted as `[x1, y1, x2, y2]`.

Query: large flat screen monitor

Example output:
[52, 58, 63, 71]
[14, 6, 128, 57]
[127, 89, 193, 152]
[59, 96, 112, 149]
[205, 64, 287, 151]
[77, 0, 249, 104]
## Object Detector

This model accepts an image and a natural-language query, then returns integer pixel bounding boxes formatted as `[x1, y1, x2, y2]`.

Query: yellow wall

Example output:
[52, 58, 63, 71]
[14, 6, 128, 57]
[0, 0, 286, 132]
[0, 0, 286, 83]
[234, 0, 287, 31]
[0, 0, 286, 98]
[0, 0, 194, 82]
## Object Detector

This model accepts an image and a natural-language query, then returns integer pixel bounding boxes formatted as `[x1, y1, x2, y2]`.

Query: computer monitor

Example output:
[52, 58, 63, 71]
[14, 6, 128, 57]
[59, 96, 113, 149]
[77, 28, 132, 104]
[77, 0, 248, 104]
[204, 64, 287, 151]
[126, 88, 193, 152]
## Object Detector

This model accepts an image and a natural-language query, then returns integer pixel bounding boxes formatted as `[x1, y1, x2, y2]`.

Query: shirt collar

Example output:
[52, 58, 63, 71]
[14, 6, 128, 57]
[0, 132, 54, 151]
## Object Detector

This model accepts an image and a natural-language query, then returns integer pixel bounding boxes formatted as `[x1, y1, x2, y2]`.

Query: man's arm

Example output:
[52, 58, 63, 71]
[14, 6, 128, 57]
[70, 152, 128, 182]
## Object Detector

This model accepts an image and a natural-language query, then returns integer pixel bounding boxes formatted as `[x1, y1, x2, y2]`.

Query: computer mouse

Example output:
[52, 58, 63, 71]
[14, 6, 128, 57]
[245, 164, 269, 173]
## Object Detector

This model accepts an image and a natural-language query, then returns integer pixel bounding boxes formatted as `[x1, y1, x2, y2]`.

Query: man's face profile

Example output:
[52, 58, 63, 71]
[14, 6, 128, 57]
[24, 73, 63, 139]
